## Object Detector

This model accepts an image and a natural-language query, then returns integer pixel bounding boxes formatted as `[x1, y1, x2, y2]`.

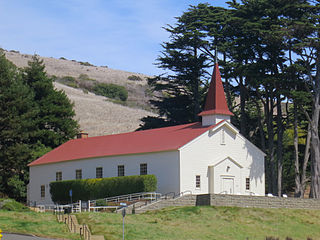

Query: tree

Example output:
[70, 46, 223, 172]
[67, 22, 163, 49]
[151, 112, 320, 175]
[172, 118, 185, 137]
[288, 1, 320, 197]
[22, 56, 79, 148]
[142, 0, 320, 198]
[0, 53, 38, 200]
[139, 4, 215, 130]
[0, 54, 79, 201]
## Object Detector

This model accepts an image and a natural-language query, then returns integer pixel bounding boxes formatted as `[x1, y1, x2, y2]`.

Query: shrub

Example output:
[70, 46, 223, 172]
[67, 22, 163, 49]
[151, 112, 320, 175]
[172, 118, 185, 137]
[59, 57, 67, 60]
[78, 74, 90, 81]
[57, 76, 78, 88]
[128, 75, 143, 81]
[0, 199, 29, 212]
[80, 61, 94, 67]
[92, 83, 128, 101]
[50, 175, 157, 204]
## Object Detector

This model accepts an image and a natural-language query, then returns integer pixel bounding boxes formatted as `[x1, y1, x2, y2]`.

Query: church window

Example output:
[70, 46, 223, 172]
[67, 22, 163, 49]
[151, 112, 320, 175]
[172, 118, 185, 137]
[41, 185, 45, 198]
[196, 175, 201, 188]
[140, 163, 147, 175]
[76, 169, 82, 179]
[56, 171, 62, 181]
[246, 178, 250, 190]
[96, 167, 103, 178]
[118, 165, 125, 176]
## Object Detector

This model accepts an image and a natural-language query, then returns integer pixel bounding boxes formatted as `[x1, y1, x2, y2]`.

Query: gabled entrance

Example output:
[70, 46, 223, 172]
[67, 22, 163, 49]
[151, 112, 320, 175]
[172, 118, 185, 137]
[208, 157, 242, 194]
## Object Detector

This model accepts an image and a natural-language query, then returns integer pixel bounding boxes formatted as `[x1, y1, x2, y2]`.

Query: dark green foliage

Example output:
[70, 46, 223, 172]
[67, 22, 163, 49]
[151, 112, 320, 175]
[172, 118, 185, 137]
[50, 175, 157, 204]
[92, 83, 128, 101]
[0, 53, 38, 200]
[79, 61, 94, 67]
[0, 198, 30, 211]
[128, 75, 143, 81]
[140, 0, 319, 196]
[139, 4, 218, 130]
[22, 56, 79, 148]
[0, 54, 79, 200]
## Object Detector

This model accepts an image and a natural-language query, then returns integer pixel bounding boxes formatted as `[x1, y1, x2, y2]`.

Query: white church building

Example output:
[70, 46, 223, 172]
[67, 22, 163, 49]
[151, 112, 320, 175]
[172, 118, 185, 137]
[28, 63, 265, 205]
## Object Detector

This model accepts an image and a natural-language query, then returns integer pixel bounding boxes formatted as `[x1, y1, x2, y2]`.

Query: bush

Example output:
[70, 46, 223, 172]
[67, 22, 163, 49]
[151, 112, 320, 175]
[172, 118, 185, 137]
[128, 75, 143, 81]
[50, 175, 157, 204]
[0, 199, 29, 211]
[79, 61, 94, 67]
[57, 76, 78, 88]
[78, 74, 90, 81]
[92, 83, 128, 101]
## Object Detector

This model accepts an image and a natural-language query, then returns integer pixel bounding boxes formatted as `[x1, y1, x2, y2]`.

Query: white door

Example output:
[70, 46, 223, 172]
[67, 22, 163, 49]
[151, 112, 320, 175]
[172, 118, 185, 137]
[222, 178, 234, 194]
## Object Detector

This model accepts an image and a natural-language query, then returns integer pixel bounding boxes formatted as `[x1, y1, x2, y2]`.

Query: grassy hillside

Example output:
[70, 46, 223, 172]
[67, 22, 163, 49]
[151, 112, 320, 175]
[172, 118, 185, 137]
[4, 49, 156, 137]
[1, 205, 319, 240]
[0, 210, 79, 239]
[76, 206, 320, 240]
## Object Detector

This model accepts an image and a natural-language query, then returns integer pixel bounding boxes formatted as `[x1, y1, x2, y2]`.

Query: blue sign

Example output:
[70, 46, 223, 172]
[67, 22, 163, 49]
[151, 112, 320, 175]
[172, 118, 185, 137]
[69, 189, 72, 197]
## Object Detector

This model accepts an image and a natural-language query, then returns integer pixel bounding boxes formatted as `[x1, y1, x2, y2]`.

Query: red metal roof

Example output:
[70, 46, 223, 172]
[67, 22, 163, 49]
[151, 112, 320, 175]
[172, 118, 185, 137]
[198, 63, 233, 116]
[29, 121, 223, 166]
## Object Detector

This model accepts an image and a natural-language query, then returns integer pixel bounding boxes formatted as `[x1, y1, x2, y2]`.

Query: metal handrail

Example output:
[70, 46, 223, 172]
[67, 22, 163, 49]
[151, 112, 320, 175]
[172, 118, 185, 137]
[88, 192, 161, 211]
[103, 192, 161, 203]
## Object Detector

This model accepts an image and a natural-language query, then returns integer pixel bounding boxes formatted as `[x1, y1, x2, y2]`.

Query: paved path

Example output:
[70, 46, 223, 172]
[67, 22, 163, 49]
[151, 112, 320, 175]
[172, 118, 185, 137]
[2, 233, 58, 240]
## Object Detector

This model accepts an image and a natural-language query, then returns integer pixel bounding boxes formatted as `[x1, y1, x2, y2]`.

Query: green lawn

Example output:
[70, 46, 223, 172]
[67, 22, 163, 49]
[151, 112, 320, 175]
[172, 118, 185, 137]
[0, 210, 80, 239]
[76, 206, 320, 240]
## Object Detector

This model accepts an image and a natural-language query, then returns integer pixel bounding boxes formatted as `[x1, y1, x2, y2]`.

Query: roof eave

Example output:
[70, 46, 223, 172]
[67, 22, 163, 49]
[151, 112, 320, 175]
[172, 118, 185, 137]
[28, 148, 181, 167]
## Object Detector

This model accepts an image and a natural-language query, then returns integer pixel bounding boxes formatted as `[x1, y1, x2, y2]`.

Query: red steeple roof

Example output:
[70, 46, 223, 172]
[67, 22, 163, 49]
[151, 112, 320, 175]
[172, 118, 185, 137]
[198, 63, 233, 116]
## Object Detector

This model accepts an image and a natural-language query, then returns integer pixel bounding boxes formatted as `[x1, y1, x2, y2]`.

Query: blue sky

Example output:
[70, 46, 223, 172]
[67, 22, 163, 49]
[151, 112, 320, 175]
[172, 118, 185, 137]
[0, 0, 228, 75]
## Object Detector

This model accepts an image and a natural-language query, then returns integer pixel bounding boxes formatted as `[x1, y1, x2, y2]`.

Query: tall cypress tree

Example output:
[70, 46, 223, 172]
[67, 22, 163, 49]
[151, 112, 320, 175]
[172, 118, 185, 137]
[0, 53, 38, 200]
[22, 56, 79, 148]
[139, 4, 215, 130]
